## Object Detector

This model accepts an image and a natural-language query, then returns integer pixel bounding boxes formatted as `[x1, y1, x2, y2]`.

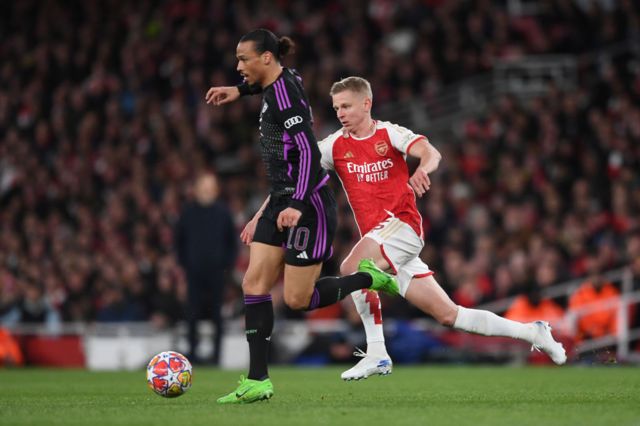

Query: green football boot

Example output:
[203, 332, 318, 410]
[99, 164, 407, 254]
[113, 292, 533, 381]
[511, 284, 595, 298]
[358, 258, 400, 296]
[217, 376, 274, 404]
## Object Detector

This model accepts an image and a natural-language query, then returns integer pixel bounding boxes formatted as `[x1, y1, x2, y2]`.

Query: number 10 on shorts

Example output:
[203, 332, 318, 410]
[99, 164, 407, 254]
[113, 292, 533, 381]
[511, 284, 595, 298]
[287, 226, 310, 251]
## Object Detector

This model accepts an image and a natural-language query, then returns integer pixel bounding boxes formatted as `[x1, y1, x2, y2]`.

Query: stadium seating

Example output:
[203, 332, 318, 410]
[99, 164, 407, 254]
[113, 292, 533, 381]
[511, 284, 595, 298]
[1, 0, 639, 364]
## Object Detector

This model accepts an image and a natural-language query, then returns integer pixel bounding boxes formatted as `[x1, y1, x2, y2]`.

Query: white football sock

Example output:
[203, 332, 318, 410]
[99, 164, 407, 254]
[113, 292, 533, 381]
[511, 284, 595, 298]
[351, 290, 388, 357]
[453, 306, 535, 343]
[366, 341, 388, 357]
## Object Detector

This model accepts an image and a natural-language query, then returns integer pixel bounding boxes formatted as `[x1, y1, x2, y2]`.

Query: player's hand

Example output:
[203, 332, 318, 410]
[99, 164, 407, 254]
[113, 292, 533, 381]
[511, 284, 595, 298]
[205, 86, 240, 106]
[409, 168, 431, 197]
[240, 216, 259, 245]
[276, 207, 302, 231]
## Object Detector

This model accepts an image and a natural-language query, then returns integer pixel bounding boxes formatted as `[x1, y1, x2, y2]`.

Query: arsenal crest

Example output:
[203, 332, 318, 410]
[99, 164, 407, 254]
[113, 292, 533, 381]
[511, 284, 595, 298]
[374, 140, 388, 156]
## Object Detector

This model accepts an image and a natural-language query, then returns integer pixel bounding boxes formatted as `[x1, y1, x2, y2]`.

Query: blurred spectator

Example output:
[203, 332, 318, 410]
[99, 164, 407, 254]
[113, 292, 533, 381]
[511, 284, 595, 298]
[0, 328, 24, 367]
[1, 280, 61, 333]
[504, 283, 565, 331]
[175, 172, 237, 364]
[61, 270, 94, 322]
[95, 285, 146, 323]
[0, 269, 21, 324]
[568, 252, 620, 342]
[0, 0, 637, 353]
[627, 230, 640, 291]
[149, 270, 184, 329]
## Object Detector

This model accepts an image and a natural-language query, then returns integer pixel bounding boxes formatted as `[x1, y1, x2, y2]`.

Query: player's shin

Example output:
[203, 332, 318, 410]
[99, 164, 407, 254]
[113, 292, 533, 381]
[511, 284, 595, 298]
[244, 294, 274, 380]
[452, 306, 567, 364]
[453, 306, 535, 342]
[351, 290, 388, 357]
[306, 273, 372, 310]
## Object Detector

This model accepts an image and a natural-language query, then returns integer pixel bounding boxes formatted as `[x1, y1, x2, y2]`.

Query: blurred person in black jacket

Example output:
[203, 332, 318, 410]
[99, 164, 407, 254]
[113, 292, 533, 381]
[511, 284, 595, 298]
[175, 172, 238, 365]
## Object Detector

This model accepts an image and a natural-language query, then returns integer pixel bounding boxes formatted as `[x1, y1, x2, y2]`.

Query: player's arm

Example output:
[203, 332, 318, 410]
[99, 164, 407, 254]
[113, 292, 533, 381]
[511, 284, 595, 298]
[240, 195, 270, 245]
[238, 81, 263, 96]
[271, 83, 323, 213]
[407, 138, 441, 197]
[317, 134, 336, 171]
[205, 82, 262, 106]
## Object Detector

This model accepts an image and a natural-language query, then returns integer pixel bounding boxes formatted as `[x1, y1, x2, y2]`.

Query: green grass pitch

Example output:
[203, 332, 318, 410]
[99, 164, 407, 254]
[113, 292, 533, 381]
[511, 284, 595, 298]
[1, 366, 639, 426]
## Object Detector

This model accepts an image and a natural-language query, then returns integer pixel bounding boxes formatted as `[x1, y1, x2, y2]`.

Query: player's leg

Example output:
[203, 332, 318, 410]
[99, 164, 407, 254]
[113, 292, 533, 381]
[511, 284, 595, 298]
[185, 274, 202, 362]
[282, 188, 397, 312]
[282, 262, 322, 308]
[217, 242, 282, 404]
[218, 199, 288, 405]
[283, 260, 396, 309]
[399, 260, 567, 364]
[243, 243, 283, 379]
[282, 240, 396, 311]
[339, 236, 392, 380]
[340, 218, 425, 380]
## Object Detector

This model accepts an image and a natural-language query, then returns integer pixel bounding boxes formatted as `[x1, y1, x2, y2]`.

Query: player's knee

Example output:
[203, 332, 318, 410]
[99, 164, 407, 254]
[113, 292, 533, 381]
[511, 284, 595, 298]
[340, 258, 357, 276]
[283, 292, 311, 311]
[242, 275, 264, 295]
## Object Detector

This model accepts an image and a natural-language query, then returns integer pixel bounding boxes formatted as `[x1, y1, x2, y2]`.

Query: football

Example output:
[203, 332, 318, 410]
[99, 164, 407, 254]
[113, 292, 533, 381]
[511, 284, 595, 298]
[146, 351, 193, 398]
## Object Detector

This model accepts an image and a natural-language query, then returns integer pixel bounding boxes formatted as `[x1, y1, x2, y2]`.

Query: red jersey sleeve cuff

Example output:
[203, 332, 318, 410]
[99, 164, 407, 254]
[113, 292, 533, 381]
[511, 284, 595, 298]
[406, 136, 427, 154]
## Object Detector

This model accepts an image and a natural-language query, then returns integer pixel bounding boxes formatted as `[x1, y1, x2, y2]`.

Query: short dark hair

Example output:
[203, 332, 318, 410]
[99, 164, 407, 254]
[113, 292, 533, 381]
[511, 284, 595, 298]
[240, 29, 295, 61]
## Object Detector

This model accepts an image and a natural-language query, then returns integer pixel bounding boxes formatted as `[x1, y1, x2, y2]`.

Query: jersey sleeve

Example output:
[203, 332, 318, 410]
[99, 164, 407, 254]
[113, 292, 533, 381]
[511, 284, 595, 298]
[237, 81, 263, 96]
[317, 134, 336, 171]
[383, 121, 425, 154]
[270, 77, 323, 211]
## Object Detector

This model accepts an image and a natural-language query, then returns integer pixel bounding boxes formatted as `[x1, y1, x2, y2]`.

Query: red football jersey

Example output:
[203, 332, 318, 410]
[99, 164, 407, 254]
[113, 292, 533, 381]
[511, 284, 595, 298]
[319, 120, 425, 237]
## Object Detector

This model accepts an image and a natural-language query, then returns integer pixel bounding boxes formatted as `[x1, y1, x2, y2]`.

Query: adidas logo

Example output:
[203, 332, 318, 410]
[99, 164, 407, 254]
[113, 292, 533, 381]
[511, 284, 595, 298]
[344, 151, 355, 159]
[296, 251, 309, 259]
[377, 359, 392, 367]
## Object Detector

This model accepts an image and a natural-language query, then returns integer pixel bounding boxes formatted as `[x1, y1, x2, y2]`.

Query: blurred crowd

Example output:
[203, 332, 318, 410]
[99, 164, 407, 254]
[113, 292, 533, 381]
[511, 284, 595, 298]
[1, 0, 639, 353]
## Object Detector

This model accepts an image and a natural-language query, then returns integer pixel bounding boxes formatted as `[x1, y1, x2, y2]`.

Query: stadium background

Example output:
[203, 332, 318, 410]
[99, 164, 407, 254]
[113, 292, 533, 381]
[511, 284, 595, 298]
[1, 0, 639, 369]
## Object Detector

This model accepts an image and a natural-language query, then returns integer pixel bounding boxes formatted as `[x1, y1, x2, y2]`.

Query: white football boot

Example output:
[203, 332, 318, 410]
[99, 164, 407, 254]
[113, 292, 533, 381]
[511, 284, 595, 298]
[341, 348, 393, 381]
[530, 321, 567, 365]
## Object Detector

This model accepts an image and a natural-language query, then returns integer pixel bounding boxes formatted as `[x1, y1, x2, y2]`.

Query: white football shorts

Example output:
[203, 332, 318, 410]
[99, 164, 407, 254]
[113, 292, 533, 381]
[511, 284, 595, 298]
[364, 215, 433, 296]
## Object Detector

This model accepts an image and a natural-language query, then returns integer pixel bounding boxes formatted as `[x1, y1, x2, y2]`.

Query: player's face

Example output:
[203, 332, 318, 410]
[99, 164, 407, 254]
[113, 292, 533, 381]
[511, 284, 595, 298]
[194, 174, 219, 205]
[332, 90, 371, 133]
[236, 41, 266, 85]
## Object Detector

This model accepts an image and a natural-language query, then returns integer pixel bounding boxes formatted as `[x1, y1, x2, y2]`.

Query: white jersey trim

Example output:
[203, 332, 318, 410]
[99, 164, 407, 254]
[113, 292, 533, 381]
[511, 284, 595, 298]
[317, 128, 343, 170]
[377, 120, 424, 155]
[345, 120, 378, 140]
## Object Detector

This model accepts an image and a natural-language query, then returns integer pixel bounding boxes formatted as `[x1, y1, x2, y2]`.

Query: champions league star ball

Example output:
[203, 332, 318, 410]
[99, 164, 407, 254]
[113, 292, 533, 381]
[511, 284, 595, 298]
[146, 351, 193, 397]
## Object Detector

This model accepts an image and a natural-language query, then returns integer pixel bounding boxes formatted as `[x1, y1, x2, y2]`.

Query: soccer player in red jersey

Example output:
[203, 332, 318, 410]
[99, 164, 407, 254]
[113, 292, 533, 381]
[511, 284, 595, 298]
[317, 77, 567, 379]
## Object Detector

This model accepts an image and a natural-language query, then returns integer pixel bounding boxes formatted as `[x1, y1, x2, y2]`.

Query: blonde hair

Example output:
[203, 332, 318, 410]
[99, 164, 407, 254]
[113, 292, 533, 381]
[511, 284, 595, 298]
[330, 76, 373, 99]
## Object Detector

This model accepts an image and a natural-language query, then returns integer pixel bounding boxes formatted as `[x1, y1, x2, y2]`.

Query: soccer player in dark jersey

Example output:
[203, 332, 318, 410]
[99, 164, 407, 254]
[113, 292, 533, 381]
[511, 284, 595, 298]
[205, 29, 398, 404]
